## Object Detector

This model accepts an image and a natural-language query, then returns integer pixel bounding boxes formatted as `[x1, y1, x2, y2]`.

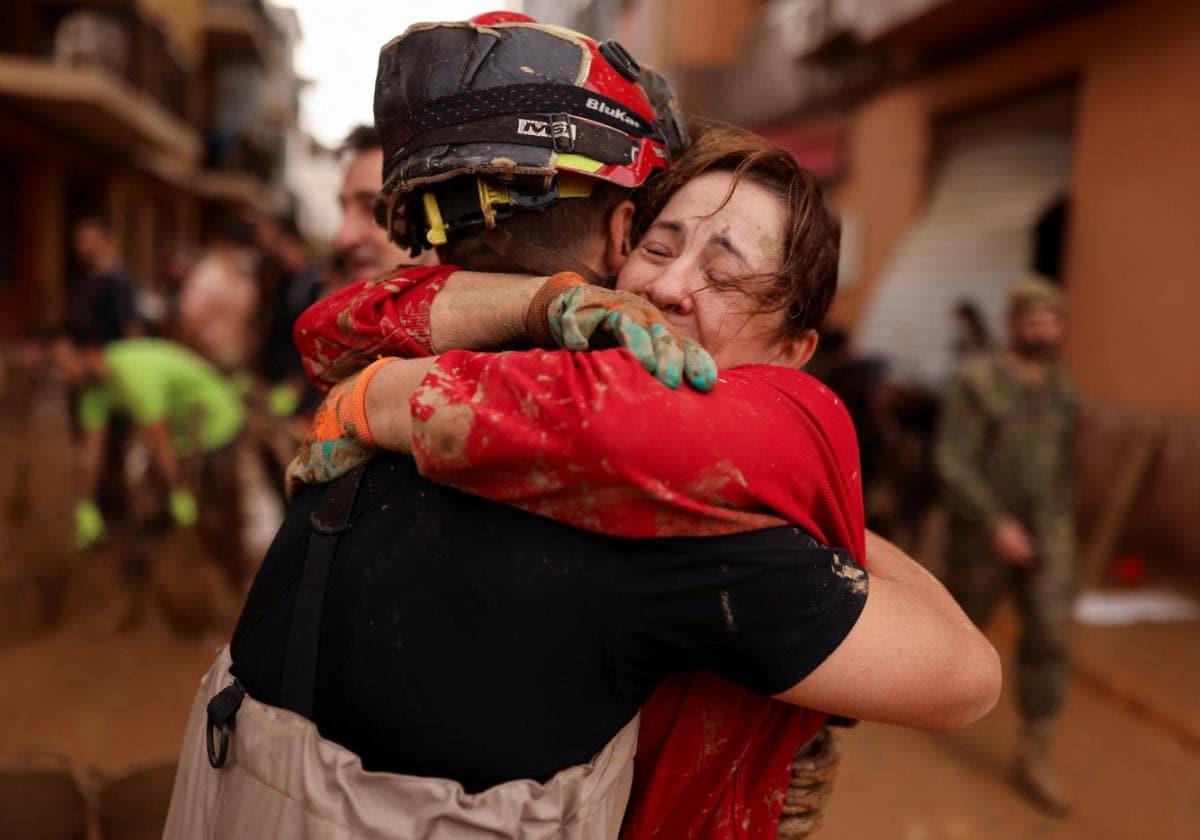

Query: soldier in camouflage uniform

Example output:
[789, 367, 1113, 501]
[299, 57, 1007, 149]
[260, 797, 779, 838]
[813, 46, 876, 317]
[935, 276, 1077, 815]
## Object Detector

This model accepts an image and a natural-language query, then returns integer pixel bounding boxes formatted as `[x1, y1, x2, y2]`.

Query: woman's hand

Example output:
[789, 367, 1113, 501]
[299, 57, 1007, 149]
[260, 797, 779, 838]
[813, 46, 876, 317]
[431, 271, 718, 392]
[543, 283, 718, 392]
[991, 518, 1036, 567]
[288, 357, 438, 493]
[286, 364, 380, 492]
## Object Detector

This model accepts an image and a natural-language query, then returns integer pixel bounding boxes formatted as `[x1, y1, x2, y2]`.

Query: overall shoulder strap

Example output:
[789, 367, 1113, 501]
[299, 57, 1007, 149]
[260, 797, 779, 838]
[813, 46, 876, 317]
[230, 457, 416, 656]
[278, 465, 366, 718]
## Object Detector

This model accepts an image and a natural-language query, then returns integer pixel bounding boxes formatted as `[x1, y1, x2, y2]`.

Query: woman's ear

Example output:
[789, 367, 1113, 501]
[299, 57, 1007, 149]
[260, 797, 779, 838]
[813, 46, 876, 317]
[604, 200, 637, 274]
[775, 329, 820, 369]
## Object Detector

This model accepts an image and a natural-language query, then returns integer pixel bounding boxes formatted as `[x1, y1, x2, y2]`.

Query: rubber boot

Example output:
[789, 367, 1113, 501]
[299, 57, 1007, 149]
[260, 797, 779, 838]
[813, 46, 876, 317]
[1013, 717, 1071, 816]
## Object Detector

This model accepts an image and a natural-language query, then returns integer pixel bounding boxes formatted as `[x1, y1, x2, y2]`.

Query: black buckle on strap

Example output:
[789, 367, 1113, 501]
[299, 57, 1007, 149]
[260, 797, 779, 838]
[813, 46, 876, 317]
[309, 469, 363, 536]
[549, 112, 575, 153]
[206, 680, 246, 769]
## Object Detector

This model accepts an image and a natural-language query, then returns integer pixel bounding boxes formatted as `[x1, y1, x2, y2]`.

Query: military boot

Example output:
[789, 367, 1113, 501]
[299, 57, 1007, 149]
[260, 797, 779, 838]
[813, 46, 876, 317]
[1013, 717, 1071, 816]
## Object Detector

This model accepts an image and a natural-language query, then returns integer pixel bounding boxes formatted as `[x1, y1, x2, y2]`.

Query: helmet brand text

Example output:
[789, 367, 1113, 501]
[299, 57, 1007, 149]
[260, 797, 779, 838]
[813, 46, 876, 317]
[585, 97, 640, 128]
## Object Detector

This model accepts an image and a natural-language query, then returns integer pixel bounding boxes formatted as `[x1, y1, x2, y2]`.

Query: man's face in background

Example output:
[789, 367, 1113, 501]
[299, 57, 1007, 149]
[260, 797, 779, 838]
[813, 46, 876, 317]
[72, 222, 109, 273]
[1009, 303, 1066, 362]
[333, 147, 436, 282]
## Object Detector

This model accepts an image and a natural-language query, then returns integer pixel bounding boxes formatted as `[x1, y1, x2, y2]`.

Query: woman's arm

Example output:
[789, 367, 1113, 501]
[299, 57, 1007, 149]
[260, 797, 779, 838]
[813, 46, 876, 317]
[294, 267, 714, 391]
[293, 268, 543, 390]
[775, 531, 1001, 730]
[292, 346, 862, 564]
[293, 265, 459, 388]
[361, 349, 864, 559]
[429, 272, 545, 352]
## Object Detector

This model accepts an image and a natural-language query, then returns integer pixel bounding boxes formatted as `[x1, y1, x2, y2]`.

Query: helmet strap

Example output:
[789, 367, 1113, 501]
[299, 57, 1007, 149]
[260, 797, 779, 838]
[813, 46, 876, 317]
[476, 227, 607, 288]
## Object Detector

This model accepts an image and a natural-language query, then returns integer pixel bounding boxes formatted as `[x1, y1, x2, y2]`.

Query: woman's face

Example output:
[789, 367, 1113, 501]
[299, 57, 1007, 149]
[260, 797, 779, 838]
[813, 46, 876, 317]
[616, 171, 794, 368]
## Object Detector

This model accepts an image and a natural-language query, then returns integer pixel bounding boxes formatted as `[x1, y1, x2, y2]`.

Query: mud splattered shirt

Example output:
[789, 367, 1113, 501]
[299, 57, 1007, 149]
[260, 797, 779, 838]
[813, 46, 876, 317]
[292, 267, 868, 839]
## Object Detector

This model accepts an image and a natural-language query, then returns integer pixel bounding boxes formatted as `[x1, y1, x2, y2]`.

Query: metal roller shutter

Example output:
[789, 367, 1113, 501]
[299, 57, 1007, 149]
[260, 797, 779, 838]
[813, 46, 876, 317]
[855, 112, 1073, 389]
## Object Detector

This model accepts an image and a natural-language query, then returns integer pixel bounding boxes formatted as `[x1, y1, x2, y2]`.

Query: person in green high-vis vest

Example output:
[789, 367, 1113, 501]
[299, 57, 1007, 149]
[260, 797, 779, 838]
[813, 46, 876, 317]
[52, 336, 248, 586]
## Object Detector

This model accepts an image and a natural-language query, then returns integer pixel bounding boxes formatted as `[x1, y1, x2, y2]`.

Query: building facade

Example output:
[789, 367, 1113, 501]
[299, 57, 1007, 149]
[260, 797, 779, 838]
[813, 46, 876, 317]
[529, 0, 1200, 568]
[0, 0, 302, 336]
[539, 0, 1200, 417]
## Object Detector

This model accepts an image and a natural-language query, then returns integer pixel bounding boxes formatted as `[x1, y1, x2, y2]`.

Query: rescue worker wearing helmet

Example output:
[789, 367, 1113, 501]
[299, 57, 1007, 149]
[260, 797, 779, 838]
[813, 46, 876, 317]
[165, 14, 997, 839]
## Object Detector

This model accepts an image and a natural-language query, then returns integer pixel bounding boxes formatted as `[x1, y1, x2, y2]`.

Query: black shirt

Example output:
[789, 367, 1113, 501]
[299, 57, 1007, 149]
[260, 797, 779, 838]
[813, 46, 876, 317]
[66, 266, 139, 344]
[232, 453, 867, 792]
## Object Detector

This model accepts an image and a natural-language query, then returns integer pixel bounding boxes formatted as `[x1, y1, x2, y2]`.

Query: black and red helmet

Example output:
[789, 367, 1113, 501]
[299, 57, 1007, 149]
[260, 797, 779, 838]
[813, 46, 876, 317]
[372, 12, 687, 251]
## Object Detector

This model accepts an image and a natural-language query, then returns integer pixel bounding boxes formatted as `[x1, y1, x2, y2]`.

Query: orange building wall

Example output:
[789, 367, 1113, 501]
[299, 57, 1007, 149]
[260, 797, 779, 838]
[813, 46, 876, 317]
[1066, 2, 1200, 416]
[828, 91, 928, 330]
[665, 0, 763, 68]
[830, 0, 1200, 416]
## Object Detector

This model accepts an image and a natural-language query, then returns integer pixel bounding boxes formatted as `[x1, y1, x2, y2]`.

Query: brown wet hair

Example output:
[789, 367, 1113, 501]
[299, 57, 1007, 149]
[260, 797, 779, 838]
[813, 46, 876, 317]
[632, 118, 840, 338]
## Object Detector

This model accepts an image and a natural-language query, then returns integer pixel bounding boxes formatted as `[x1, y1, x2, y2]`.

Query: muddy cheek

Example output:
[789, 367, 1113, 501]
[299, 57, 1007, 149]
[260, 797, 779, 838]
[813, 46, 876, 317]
[756, 234, 784, 266]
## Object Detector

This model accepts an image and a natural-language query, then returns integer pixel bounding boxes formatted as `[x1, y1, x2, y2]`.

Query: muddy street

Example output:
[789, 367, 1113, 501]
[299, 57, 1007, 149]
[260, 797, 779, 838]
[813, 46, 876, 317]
[2, 390, 1198, 838]
[823, 646, 1200, 838]
[2, 618, 1198, 838]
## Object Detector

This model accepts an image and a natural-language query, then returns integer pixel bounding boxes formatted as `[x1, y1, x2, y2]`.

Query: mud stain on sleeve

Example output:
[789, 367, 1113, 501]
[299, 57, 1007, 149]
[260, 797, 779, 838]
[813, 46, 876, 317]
[412, 379, 476, 466]
[702, 703, 730, 759]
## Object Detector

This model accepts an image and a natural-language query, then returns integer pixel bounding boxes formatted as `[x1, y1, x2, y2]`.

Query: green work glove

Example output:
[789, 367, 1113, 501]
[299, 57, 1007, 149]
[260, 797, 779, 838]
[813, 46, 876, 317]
[74, 498, 106, 550]
[168, 487, 199, 528]
[267, 382, 301, 417]
[547, 285, 718, 392]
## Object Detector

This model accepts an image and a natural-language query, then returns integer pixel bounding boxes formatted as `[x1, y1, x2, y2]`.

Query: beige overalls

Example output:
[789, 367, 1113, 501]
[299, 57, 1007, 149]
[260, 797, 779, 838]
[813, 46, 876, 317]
[163, 648, 638, 839]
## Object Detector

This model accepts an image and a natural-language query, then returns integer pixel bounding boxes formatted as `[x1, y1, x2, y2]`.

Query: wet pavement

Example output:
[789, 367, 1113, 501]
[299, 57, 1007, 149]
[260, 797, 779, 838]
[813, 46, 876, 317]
[1070, 618, 1200, 750]
[823, 640, 1200, 838]
[2, 588, 1197, 838]
[0, 629, 218, 776]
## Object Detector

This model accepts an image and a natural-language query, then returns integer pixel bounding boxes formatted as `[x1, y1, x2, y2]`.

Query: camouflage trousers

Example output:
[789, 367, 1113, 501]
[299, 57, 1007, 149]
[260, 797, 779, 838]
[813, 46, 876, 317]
[945, 520, 1077, 722]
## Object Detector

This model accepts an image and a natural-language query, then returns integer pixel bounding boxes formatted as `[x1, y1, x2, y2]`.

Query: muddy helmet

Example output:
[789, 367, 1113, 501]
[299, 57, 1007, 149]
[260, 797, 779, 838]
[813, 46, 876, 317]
[373, 12, 687, 254]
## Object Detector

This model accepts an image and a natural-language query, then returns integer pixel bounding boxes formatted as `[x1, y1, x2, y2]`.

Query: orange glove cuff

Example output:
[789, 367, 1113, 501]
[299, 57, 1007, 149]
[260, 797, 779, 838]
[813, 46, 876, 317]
[349, 357, 394, 447]
[525, 272, 588, 348]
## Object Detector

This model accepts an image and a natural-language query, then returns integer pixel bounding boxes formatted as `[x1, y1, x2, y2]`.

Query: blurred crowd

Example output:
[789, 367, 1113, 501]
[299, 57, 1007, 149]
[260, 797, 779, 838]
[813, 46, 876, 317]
[8, 123, 437, 609]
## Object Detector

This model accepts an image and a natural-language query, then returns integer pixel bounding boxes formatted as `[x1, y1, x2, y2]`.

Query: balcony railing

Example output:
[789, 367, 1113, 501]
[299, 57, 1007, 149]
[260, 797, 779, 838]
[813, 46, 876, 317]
[4, 1, 190, 121]
[203, 129, 279, 183]
[203, 0, 275, 65]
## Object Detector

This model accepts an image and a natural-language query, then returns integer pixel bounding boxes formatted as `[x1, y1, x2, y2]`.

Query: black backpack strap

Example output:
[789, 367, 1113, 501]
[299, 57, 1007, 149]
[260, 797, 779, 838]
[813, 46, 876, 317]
[278, 465, 366, 718]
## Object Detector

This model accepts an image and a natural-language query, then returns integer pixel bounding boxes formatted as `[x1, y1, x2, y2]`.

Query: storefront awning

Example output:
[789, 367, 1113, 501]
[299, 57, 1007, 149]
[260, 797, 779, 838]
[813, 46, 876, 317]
[854, 126, 1072, 388]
